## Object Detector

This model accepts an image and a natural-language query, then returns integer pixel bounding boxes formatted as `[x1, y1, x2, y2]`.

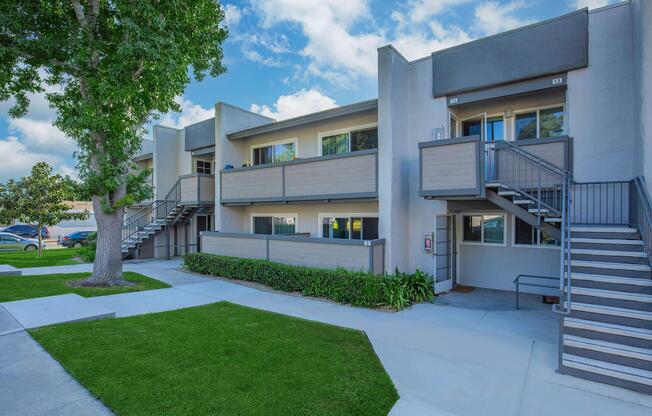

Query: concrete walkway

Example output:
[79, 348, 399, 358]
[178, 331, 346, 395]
[2, 259, 652, 416]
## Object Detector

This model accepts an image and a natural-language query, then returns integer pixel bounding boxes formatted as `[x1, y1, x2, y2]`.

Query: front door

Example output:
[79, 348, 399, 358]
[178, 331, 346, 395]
[434, 215, 457, 293]
[195, 214, 212, 252]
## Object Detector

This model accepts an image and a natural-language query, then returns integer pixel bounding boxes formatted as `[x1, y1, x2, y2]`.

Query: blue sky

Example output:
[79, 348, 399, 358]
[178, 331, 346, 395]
[0, 0, 618, 181]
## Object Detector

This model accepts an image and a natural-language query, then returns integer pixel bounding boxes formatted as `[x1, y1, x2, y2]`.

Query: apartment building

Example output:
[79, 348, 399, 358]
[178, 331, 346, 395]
[126, 1, 652, 393]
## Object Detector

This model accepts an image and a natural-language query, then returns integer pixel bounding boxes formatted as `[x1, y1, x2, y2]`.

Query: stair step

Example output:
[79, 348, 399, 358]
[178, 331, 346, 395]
[543, 217, 562, 223]
[513, 199, 533, 205]
[571, 238, 644, 245]
[498, 191, 518, 196]
[571, 273, 652, 287]
[564, 335, 652, 362]
[564, 317, 652, 342]
[571, 249, 648, 258]
[571, 226, 638, 233]
[485, 182, 504, 188]
[571, 287, 652, 303]
[571, 302, 652, 321]
[570, 260, 651, 271]
[529, 208, 550, 214]
[562, 354, 652, 387]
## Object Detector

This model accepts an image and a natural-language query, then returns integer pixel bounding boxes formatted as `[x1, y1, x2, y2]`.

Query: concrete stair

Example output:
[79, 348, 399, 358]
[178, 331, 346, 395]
[562, 226, 652, 394]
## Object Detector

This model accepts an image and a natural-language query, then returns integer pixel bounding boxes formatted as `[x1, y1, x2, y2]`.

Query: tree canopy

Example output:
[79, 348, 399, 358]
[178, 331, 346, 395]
[0, 0, 228, 281]
[0, 162, 88, 256]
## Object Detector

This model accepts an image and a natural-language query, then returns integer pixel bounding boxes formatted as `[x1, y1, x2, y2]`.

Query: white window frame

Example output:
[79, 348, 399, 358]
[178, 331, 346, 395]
[194, 158, 213, 174]
[511, 215, 560, 249]
[512, 103, 565, 141]
[449, 111, 458, 139]
[317, 212, 379, 239]
[250, 138, 299, 165]
[460, 212, 507, 247]
[251, 213, 298, 235]
[317, 122, 378, 156]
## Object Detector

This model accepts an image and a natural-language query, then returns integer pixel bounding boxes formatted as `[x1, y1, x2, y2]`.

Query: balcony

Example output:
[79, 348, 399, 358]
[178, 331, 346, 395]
[419, 135, 571, 199]
[219, 149, 378, 205]
[176, 173, 215, 205]
[201, 232, 385, 274]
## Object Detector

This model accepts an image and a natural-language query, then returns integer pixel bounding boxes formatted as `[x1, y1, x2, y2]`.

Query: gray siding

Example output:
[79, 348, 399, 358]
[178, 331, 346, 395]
[221, 167, 284, 200]
[268, 240, 369, 271]
[220, 151, 377, 203]
[202, 235, 267, 259]
[179, 175, 215, 203]
[200, 233, 385, 273]
[185, 118, 215, 151]
[422, 141, 478, 191]
[433, 10, 588, 96]
[284, 153, 376, 198]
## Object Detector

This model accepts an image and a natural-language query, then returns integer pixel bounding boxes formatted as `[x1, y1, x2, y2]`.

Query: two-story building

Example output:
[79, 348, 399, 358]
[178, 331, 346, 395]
[126, 1, 652, 394]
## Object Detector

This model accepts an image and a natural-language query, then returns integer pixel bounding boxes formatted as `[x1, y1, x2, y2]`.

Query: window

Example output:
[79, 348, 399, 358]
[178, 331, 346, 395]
[515, 112, 537, 139]
[252, 141, 296, 166]
[252, 215, 296, 235]
[462, 118, 483, 138]
[539, 107, 564, 138]
[195, 160, 212, 174]
[321, 216, 378, 240]
[462, 214, 504, 245]
[486, 116, 504, 141]
[515, 106, 565, 140]
[320, 126, 378, 156]
[514, 217, 560, 247]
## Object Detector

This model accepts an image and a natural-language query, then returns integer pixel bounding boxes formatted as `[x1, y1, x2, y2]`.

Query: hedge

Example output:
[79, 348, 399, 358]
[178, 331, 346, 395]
[183, 252, 434, 310]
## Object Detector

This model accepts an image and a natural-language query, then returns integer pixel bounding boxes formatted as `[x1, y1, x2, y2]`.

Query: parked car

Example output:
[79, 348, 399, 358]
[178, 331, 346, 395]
[0, 232, 46, 251]
[58, 231, 94, 248]
[2, 224, 49, 239]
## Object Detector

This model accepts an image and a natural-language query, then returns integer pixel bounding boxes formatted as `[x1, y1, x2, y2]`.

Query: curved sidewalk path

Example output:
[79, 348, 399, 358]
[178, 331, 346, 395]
[2, 259, 652, 416]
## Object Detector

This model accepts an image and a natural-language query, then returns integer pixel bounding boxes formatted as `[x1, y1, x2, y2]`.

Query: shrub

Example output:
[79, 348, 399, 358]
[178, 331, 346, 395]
[78, 239, 96, 263]
[183, 252, 434, 310]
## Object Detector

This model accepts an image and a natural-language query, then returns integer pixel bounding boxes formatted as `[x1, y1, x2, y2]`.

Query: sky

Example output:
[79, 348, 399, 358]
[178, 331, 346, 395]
[0, 0, 620, 181]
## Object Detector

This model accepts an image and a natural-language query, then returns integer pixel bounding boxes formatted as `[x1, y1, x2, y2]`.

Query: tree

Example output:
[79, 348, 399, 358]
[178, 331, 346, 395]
[0, 1, 228, 284]
[0, 162, 88, 257]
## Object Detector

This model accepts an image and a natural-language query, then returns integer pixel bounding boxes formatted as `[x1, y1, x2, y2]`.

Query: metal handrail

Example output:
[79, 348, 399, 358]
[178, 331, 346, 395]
[493, 140, 569, 178]
[513, 274, 560, 310]
[632, 176, 652, 261]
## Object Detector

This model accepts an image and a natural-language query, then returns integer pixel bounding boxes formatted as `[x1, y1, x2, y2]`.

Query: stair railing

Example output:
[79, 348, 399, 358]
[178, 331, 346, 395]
[631, 176, 652, 262]
[121, 179, 182, 252]
[487, 140, 573, 372]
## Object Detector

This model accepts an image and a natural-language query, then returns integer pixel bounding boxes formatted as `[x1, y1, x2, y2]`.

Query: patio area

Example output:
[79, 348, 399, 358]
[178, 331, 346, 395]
[1, 260, 651, 415]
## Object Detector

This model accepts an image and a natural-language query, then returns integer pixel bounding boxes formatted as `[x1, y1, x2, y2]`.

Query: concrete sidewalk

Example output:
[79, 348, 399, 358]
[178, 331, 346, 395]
[2, 260, 652, 415]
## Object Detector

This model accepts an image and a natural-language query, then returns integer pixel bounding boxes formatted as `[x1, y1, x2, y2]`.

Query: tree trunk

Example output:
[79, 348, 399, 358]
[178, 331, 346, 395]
[37, 224, 43, 257]
[86, 194, 126, 285]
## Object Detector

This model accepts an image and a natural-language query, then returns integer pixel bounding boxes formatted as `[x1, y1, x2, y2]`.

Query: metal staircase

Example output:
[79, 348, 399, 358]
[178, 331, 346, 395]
[484, 143, 652, 394]
[121, 178, 197, 258]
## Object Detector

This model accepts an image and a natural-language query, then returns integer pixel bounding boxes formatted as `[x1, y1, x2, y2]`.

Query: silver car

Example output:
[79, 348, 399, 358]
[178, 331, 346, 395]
[0, 232, 46, 251]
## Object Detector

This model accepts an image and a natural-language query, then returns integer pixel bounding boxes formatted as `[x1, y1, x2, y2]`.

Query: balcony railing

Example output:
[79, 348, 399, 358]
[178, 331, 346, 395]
[201, 232, 385, 275]
[219, 149, 378, 204]
[419, 135, 572, 198]
[174, 173, 215, 205]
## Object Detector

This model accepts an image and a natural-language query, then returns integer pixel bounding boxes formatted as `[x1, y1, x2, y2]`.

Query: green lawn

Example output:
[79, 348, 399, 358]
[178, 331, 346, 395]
[0, 248, 83, 268]
[0, 272, 169, 302]
[31, 302, 398, 416]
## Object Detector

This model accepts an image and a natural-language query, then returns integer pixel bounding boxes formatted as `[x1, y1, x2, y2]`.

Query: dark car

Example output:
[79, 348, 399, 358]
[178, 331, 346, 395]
[58, 231, 94, 248]
[2, 224, 49, 239]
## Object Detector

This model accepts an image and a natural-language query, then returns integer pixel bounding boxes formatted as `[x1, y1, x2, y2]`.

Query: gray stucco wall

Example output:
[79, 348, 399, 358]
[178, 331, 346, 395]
[632, 0, 652, 194]
[152, 126, 183, 200]
[214, 103, 274, 232]
[378, 46, 413, 273]
[567, 3, 636, 182]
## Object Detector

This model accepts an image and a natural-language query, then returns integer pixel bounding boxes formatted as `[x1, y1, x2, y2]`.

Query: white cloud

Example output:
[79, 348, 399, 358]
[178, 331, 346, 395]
[223, 4, 242, 27]
[251, 0, 383, 80]
[7, 118, 76, 155]
[473, 1, 533, 36]
[391, 22, 472, 61]
[572, 0, 609, 9]
[250, 89, 337, 120]
[0, 136, 64, 181]
[399, 0, 472, 23]
[157, 96, 214, 129]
